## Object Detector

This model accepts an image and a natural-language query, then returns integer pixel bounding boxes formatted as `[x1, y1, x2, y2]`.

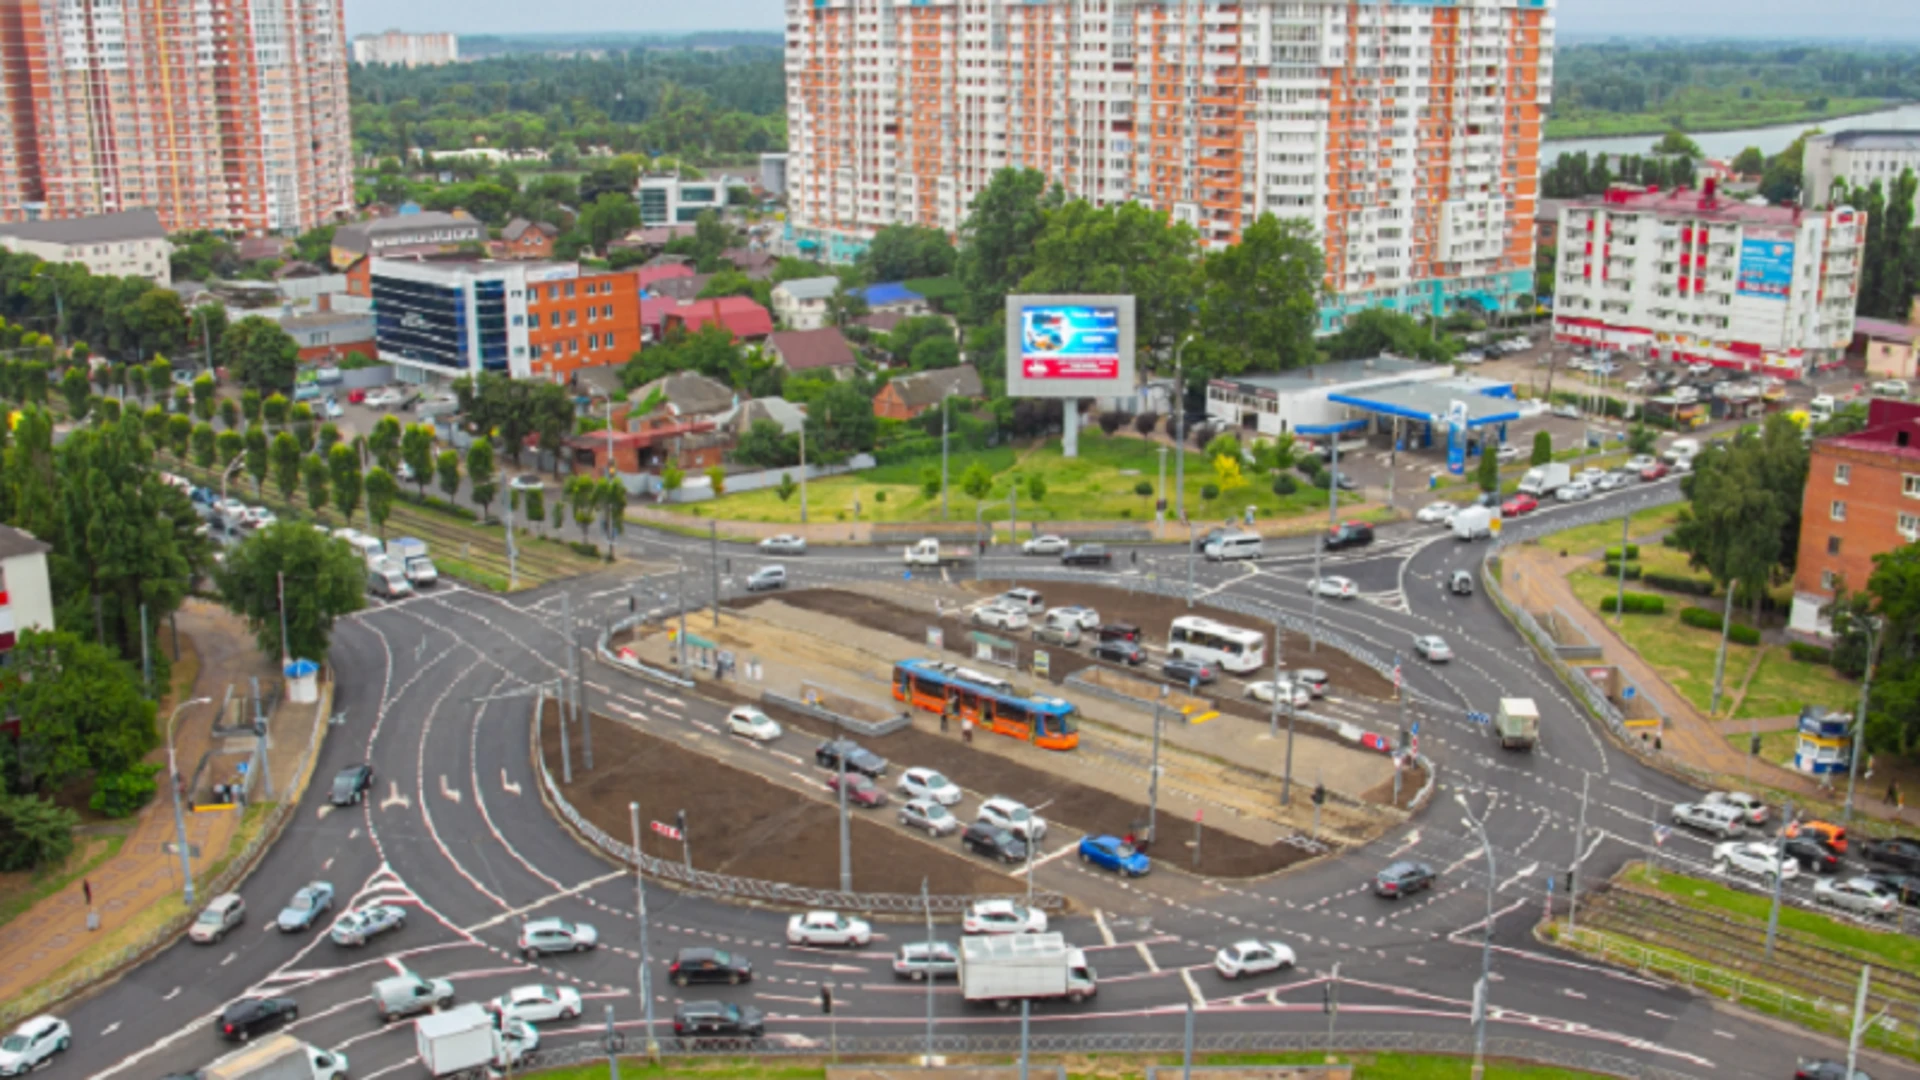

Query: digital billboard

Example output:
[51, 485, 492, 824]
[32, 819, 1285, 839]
[1004, 295, 1137, 399]
[1737, 232, 1795, 301]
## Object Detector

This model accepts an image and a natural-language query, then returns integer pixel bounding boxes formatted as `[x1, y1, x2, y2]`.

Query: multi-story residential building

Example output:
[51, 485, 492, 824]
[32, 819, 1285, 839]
[0, 0, 351, 234]
[0, 524, 52, 652]
[332, 212, 486, 268]
[0, 209, 171, 285]
[351, 30, 458, 67]
[771, 276, 839, 330]
[1792, 398, 1920, 641]
[783, 0, 1554, 328]
[369, 259, 640, 384]
[1803, 131, 1920, 213]
[1551, 183, 1863, 375]
[636, 175, 748, 227]
[760, 153, 790, 197]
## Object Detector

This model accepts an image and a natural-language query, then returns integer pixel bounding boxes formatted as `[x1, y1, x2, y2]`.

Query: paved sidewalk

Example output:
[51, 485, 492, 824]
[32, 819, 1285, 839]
[0, 601, 282, 1008]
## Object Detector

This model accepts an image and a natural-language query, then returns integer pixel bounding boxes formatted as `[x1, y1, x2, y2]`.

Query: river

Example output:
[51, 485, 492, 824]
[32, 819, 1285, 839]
[1543, 101, 1920, 162]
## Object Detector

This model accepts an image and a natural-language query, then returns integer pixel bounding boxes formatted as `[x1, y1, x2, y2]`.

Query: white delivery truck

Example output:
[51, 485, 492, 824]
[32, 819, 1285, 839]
[1451, 505, 1494, 541]
[415, 1004, 500, 1078]
[388, 537, 439, 587]
[1517, 462, 1570, 497]
[958, 932, 1096, 1007]
[1496, 697, 1541, 751]
[904, 538, 974, 567]
[204, 1035, 347, 1080]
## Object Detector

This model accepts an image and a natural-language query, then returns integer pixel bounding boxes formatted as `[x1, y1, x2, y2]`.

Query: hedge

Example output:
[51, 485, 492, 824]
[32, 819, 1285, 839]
[1600, 592, 1666, 614]
[1272, 474, 1298, 496]
[1644, 571, 1715, 596]
[1679, 605, 1762, 645]
[1602, 560, 1643, 580]
[1604, 544, 1642, 560]
[1789, 641, 1834, 665]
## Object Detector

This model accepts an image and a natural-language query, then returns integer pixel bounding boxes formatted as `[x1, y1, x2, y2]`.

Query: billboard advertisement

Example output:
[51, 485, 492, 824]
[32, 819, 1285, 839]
[1737, 232, 1795, 301]
[1004, 295, 1136, 399]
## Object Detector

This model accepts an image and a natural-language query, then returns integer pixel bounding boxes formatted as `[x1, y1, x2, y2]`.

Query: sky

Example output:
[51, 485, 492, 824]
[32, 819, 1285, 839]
[341, 0, 1908, 40]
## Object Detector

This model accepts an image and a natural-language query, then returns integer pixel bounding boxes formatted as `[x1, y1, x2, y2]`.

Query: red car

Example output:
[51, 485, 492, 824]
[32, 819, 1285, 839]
[827, 772, 889, 808]
[1359, 732, 1394, 755]
[1501, 493, 1539, 517]
[1639, 462, 1670, 481]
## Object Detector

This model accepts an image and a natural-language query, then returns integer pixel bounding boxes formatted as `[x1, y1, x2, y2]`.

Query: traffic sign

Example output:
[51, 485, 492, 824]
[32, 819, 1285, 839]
[1410, 721, 1420, 736]
[1624, 686, 1637, 700]
[1653, 825, 1671, 847]
[651, 820, 683, 841]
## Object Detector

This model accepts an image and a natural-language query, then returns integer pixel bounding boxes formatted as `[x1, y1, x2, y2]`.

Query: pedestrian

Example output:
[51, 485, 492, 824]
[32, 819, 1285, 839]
[962, 716, 974, 744]
[940, 699, 951, 734]
[82, 879, 92, 907]
[1890, 779, 1901, 807]
[1868, 754, 1878, 779]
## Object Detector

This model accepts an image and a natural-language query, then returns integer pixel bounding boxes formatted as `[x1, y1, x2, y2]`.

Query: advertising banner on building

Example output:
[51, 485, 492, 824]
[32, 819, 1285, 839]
[1004, 294, 1137, 399]
[1736, 231, 1795, 301]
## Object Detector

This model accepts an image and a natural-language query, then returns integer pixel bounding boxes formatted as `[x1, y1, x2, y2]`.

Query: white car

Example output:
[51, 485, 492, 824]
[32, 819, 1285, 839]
[1046, 605, 1100, 629]
[999, 588, 1045, 613]
[1022, 535, 1069, 556]
[1213, 939, 1297, 980]
[898, 767, 963, 805]
[491, 984, 584, 1024]
[1712, 841, 1798, 884]
[1595, 471, 1631, 491]
[1810, 394, 1837, 417]
[1624, 377, 1653, 393]
[323, 397, 344, 419]
[726, 706, 782, 741]
[760, 535, 808, 555]
[500, 1018, 537, 1063]
[899, 798, 960, 836]
[1575, 467, 1606, 485]
[963, 900, 1048, 935]
[1246, 680, 1311, 708]
[1816, 877, 1898, 917]
[509, 474, 545, 492]
[1551, 403, 1582, 420]
[1417, 502, 1459, 524]
[1702, 791, 1769, 826]
[1307, 576, 1357, 600]
[1496, 444, 1524, 463]
[973, 603, 1029, 630]
[0, 1017, 69, 1076]
[1625, 455, 1658, 473]
[1412, 635, 1452, 663]
[1456, 350, 1486, 365]
[1666, 438, 1701, 460]
[977, 796, 1047, 840]
[1555, 480, 1593, 502]
[1872, 379, 1910, 399]
[365, 389, 403, 409]
[787, 910, 872, 947]
[1671, 386, 1700, 404]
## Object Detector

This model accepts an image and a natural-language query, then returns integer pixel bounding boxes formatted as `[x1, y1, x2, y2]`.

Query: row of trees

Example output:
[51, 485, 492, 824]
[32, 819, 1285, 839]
[1834, 169, 1920, 322]
[0, 250, 192, 364]
[1539, 149, 1705, 199]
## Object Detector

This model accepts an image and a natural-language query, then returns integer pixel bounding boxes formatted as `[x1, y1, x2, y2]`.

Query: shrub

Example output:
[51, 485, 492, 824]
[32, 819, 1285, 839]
[1133, 413, 1159, 436]
[1601, 560, 1643, 580]
[0, 794, 77, 871]
[1680, 605, 1762, 645]
[1600, 592, 1666, 614]
[1643, 571, 1715, 596]
[1604, 545, 1642, 560]
[1200, 482, 1220, 501]
[1297, 456, 1323, 478]
[1099, 411, 1127, 435]
[1272, 473, 1298, 496]
[1312, 471, 1333, 490]
[1134, 480, 1154, 496]
[89, 766, 159, 818]
[567, 541, 599, 558]
[1789, 641, 1834, 665]
[874, 490, 888, 503]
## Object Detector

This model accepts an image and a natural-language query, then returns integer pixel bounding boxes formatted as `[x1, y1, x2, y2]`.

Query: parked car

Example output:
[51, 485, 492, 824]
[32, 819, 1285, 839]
[276, 881, 335, 932]
[1295, 669, 1330, 697]
[491, 983, 584, 1024]
[1077, 835, 1150, 877]
[815, 739, 888, 779]
[1596, 470, 1631, 491]
[1417, 502, 1459, 524]
[1864, 871, 1920, 906]
[1373, 861, 1436, 898]
[0, 1017, 69, 1073]
[1246, 679, 1310, 708]
[826, 772, 888, 808]
[1097, 622, 1142, 643]
[1640, 461, 1671, 481]
[744, 565, 787, 592]
[786, 910, 871, 947]
[190, 893, 247, 944]
[961, 822, 1028, 863]
[1555, 480, 1594, 502]
[963, 899, 1047, 935]
[1034, 622, 1081, 647]
[1712, 841, 1798, 884]
[509, 474, 545, 492]
[671, 1001, 764, 1040]
[1702, 791, 1769, 826]
[1213, 940, 1296, 980]
[1782, 835, 1844, 875]
[898, 767, 963, 805]
[1323, 521, 1374, 550]
[1061, 544, 1113, 567]
[973, 603, 1029, 630]
[758, 535, 807, 555]
[1307, 575, 1357, 599]
[725, 706, 781, 741]
[331, 763, 374, 806]
[1815, 877, 1898, 917]
[1092, 639, 1146, 666]
[1496, 444, 1524, 463]
[218, 997, 298, 1041]
[892, 941, 960, 980]
[899, 798, 961, 837]
[1021, 535, 1069, 556]
[977, 796, 1047, 840]
[1413, 635, 1452, 662]
[1501, 494, 1539, 516]
[1859, 837, 1920, 871]
[1671, 802, 1745, 838]
[1163, 657, 1216, 685]
[1625, 455, 1659, 473]
[518, 917, 599, 957]
[1047, 605, 1101, 629]
[669, 948, 753, 987]
[1795, 1061, 1872, 1080]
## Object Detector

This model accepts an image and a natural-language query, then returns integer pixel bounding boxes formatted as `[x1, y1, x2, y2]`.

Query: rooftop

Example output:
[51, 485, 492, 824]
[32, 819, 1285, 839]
[278, 311, 371, 331]
[854, 282, 925, 307]
[776, 276, 840, 302]
[767, 328, 857, 371]
[1211, 356, 1435, 395]
[887, 365, 985, 409]
[1816, 130, 1920, 152]
[1820, 398, 1920, 462]
[0, 524, 50, 561]
[1568, 184, 1811, 227]
[1327, 376, 1521, 429]
[0, 208, 166, 245]
[1855, 317, 1919, 345]
[667, 296, 773, 340]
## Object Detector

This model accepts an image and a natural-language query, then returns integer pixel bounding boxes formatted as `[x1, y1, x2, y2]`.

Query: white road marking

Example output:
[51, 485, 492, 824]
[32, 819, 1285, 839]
[1135, 941, 1161, 972]
[439, 774, 461, 803]
[1713, 1030, 1736, 1040]
[1011, 845, 1076, 876]
[315, 805, 331, 821]
[464, 870, 627, 932]
[774, 960, 866, 974]
[1180, 967, 1206, 1008]
[220, 951, 236, 966]
[1094, 910, 1117, 947]
[161, 988, 180, 1001]
[756, 993, 828, 1005]
[379, 781, 409, 810]
[501, 769, 521, 796]
[1646, 1008, 1674, 1021]
[101, 1023, 119, 1037]
[1562, 989, 1586, 999]
[322, 857, 334, 871]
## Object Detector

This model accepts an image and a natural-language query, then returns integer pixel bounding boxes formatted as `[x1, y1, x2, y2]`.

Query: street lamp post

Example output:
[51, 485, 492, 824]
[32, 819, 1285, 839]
[167, 696, 213, 906]
[941, 393, 951, 522]
[1458, 794, 1497, 1080]
[1173, 335, 1193, 523]
[1184, 520, 1195, 608]
[1844, 618, 1885, 831]
[628, 803, 657, 1057]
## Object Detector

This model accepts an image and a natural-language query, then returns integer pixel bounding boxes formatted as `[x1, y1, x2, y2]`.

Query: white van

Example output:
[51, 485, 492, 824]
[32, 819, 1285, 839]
[1203, 532, 1263, 561]
[333, 528, 384, 564]
[1451, 505, 1494, 541]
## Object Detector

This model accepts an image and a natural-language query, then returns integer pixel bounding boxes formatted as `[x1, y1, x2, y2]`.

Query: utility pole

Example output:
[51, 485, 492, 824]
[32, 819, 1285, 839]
[1460, 795, 1496, 1080]
[628, 803, 657, 1057]
[709, 521, 720, 629]
[167, 697, 211, 906]
[1767, 800, 1793, 961]
[1182, 998, 1195, 1080]
[564, 591, 588, 770]
[1185, 520, 1195, 608]
[1386, 417, 1398, 506]
[1174, 344, 1187, 522]
[1709, 578, 1738, 716]
[1149, 691, 1163, 843]
[1848, 965, 1874, 1080]
[676, 557, 688, 678]
[552, 682, 572, 785]
[798, 424, 807, 524]
[1156, 445, 1168, 535]
[941, 395, 950, 522]
[1615, 513, 1630, 626]
[1268, 620, 1282, 740]
[1844, 618, 1884, 831]
[1569, 771, 1590, 933]
[837, 723, 853, 893]
[922, 878, 936, 1065]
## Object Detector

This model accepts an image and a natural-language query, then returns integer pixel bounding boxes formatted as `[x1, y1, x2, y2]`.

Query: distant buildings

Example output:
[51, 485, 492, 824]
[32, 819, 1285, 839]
[636, 175, 748, 227]
[332, 212, 487, 267]
[276, 312, 377, 365]
[353, 31, 459, 68]
[495, 220, 559, 261]
[1551, 183, 1863, 376]
[771, 277, 840, 331]
[1803, 131, 1920, 213]
[0, 210, 172, 286]
[873, 366, 984, 421]
[663, 297, 774, 342]
[1792, 398, 1920, 641]
[766, 329, 858, 379]
[369, 260, 639, 383]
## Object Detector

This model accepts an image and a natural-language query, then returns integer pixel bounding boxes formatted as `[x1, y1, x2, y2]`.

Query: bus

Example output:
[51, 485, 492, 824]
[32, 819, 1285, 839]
[1167, 616, 1266, 674]
[892, 659, 1079, 751]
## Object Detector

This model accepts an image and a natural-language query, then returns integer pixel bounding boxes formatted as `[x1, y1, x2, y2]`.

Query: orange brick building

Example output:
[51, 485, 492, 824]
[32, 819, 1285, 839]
[1791, 398, 1920, 640]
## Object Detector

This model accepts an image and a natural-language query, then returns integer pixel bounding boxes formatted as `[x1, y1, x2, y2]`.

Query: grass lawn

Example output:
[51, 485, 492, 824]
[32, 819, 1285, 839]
[1623, 862, 1920, 972]
[1726, 728, 1799, 769]
[1540, 504, 1684, 556]
[1545, 95, 1888, 139]
[668, 432, 1354, 525]
[0, 831, 127, 929]
[530, 1055, 1613, 1080]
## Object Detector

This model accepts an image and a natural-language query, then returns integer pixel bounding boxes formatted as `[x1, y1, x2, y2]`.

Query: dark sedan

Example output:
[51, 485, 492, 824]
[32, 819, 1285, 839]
[826, 772, 888, 808]
[1163, 657, 1216, 686]
[670, 948, 753, 987]
[1093, 640, 1146, 666]
[219, 997, 298, 1042]
[1784, 836, 1843, 875]
[1061, 544, 1113, 567]
[1860, 837, 1920, 871]
[330, 764, 373, 806]
[814, 739, 888, 779]
[1373, 860, 1436, 899]
[962, 822, 1028, 864]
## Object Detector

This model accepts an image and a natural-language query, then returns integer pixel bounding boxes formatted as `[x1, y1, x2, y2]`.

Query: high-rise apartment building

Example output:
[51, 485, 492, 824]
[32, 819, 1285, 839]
[0, 0, 353, 234]
[783, 0, 1554, 329]
[351, 30, 458, 68]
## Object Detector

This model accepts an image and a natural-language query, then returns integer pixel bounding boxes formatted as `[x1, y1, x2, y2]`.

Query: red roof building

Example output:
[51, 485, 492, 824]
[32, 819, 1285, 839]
[636, 263, 697, 292]
[664, 297, 774, 342]
[1792, 398, 1920, 641]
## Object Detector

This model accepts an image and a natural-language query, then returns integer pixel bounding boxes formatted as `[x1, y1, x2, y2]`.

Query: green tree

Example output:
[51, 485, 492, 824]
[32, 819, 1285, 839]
[1531, 430, 1553, 466]
[1671, 416, 1809, 619]
[661, 462, 684, 497]
[705, 465, 727, 498]
[961, 461, 992, 499]
[401, 424, 436, 498]
[219, 315, 299, 393]
[1026, 473, 1046, 502]
[191, 421, 216, 469]
[1194, 213, 1325, 374]
[576, 192, 642, 254]
[599, 478, 628, 543]
[1019, 200, 1200, 364]
[166, 413, 192, 459]
[435, 448, 461, 503]
[522, 488, 546, 532]
[142, 404, 167, 444]
[240, 388, 262, 426]
[860, 223, 956, 282]
[213, 521, 365, 661]
[1653, 129, 1704, 158]
[243, 424, 269, 496]
[213, 429, 243, 474]
[733, 419, 797, 468]
[466, 439, 496, 521]
[921, 465, 941, 499]
[328, 442, 362, 525]
[317, 421, 341, 457]
[58, 366, 90, 418]
[302, 453, 329, 517]
[364, 467, 398, 539]
[564, 474, 598, 541]
[1477, 446, 1500, 493]
[1322, 308, 1455, 364]
[1730, 146, 1766, 177]
[270, 431, 301, 502]
[955, 167, 1063, 325]
[909, 337, 960, 371]
[1628, 424, 1658, 454]
[262, 392, 289, 431]
[290, 401, 315, 453]
[775, 473, 797, 502]
[368, 415, 403, 474]
[4, 629, 156, 793]
[802, 380, 879, 462]
[218, 397, 240, 431]
[0, 794, 78, 872]
[191, 373, 216, 421]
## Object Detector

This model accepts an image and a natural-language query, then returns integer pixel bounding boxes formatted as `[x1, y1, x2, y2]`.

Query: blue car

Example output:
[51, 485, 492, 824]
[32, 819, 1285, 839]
[1077, 835, 1151, 877]
[276, 881, 335, 932]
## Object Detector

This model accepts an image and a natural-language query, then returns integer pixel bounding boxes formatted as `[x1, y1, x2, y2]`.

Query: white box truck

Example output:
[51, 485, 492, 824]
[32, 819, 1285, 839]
[204, 1035, 347, 1080]
[388, 537, 439, 587]
[904, 539, 973, 567]
[415, 1004, 501, 1077]
[1496, 697, 1540, 751]
[1517, 463, 1570, 497]
[958, 932, 1096, 1006]
[1451, 505, 1494, 541]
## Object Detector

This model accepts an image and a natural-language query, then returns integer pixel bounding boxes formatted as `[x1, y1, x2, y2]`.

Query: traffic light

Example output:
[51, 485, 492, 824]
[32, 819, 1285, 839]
[676, 810, 687, 834]
[1311, 783, 1327, 807]
[1322, 982, 1336, 1014]
[820, 987, 833, 1015]
[1751, 734, 1762, 756]
[1564, 871, 1575, 892]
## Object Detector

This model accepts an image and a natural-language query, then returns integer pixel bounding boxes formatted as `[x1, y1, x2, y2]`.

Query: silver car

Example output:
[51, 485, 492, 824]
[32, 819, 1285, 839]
[759, 535, 808, 555]
[1412, 635, 1452, 663]
[1671, 802, 1744, 838]
[898, 797, 960, 837]
[1815, 877, 1898, 918]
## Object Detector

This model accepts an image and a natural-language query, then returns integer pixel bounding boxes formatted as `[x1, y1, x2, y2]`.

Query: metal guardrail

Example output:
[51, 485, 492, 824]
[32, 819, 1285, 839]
[533, 703, 1066, 914]
[595, 611, 697, 689]
[506, 1031, 1707, 1080]
[762, 691, 912, 739]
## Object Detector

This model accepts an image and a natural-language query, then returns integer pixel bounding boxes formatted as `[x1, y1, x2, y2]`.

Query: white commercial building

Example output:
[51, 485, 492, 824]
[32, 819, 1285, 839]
[636, 175, 748, 227]
[353, 31, 459, 68]
[0, 209, 172, 286]
[783, 0, 1556, 329]
[1803, 131, 1920, 213]
[1551, 183, 1863, 376]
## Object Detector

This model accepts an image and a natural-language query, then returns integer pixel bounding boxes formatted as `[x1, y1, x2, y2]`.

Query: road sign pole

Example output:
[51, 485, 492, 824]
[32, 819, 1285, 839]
[923, 878, 936, 1064]
[838, 722, 853, 893]
[1768, 800, 1793, 961]
[1149, 695, 1163, 843]
[1182, 997, 1195, 1080]
[1569, 771, 1590, 933]
[628, 802, 657, 1060]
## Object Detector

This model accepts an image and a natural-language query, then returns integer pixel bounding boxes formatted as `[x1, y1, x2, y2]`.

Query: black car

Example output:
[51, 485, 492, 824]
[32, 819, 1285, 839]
[672, 1001, 765, 1040]
[1795, 1062, 1870, 1080]
[1163, 657, 1216, 685]
[1860, 836, 1920, 871]
[330, 764, 374, 807]
[1323, 522, 1375, 551]
[1097, 623, 1142, 643]
[1061, 544, 1112, 567]
[814, 739, 888, 779]
[1866, 871, 1920, 907]
[670, 947, 753, 987]
[219, 997, 298, 1042]
[1373, 860, 1436, 899]
[1093, 640, 1146, 666]
[962, 822, 1028, 864]
[1783, 835, 1843, 874]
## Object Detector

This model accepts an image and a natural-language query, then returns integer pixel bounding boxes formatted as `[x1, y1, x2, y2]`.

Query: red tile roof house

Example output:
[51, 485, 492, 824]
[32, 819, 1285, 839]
[640, 297, 683, 345]
[765, 328, 859, 379]
[665, 297, 774, 342]
[636, 263, 696, 293]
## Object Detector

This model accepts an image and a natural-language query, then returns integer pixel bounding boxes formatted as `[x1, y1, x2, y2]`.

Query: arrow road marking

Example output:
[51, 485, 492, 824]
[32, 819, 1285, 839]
[501, 769, 521, 796]
[380, 781, 409, 810]
[101, 1023, 119, 1037]
[439, 775, 461, 803]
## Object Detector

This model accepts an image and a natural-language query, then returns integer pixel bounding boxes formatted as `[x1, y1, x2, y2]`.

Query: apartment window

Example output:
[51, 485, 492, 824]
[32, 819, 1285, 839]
[1835, 463, 1851, 485]
[530, 344, 542, 358]
[1828, 536, 1843, 555]
[1906, 474, 1920, 499]
[1902, 513, 1920, 541]
[528, 313, 539, 329]
[587, 334, 599, 350]
[548, 285, 558, 300]
[565, 282, 575, 298]
[1831, 500, 1847, 521]
[602, 304, 613, 319]
[605, 332, 616, 351]
[566, 310, 576, 326]
[1823, 569, 1840, 590]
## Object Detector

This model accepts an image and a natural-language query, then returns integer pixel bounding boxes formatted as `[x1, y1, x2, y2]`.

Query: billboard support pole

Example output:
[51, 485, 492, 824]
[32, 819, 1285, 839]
[1062, 400, 1079, 458]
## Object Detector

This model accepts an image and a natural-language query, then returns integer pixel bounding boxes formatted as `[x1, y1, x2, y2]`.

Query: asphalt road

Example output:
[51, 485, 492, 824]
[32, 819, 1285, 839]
[44, 467, 1920, 1080]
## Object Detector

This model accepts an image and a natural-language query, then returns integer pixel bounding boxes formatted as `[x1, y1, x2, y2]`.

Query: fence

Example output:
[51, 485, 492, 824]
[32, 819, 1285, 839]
[595, 611, 697, 689]
[533, 703, 1066, 914]
[764, 690, 912, 739]
[501, 1031, 1707, 1080]
[664, 454, 878, 504]
[0, 673, 335, 1028]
